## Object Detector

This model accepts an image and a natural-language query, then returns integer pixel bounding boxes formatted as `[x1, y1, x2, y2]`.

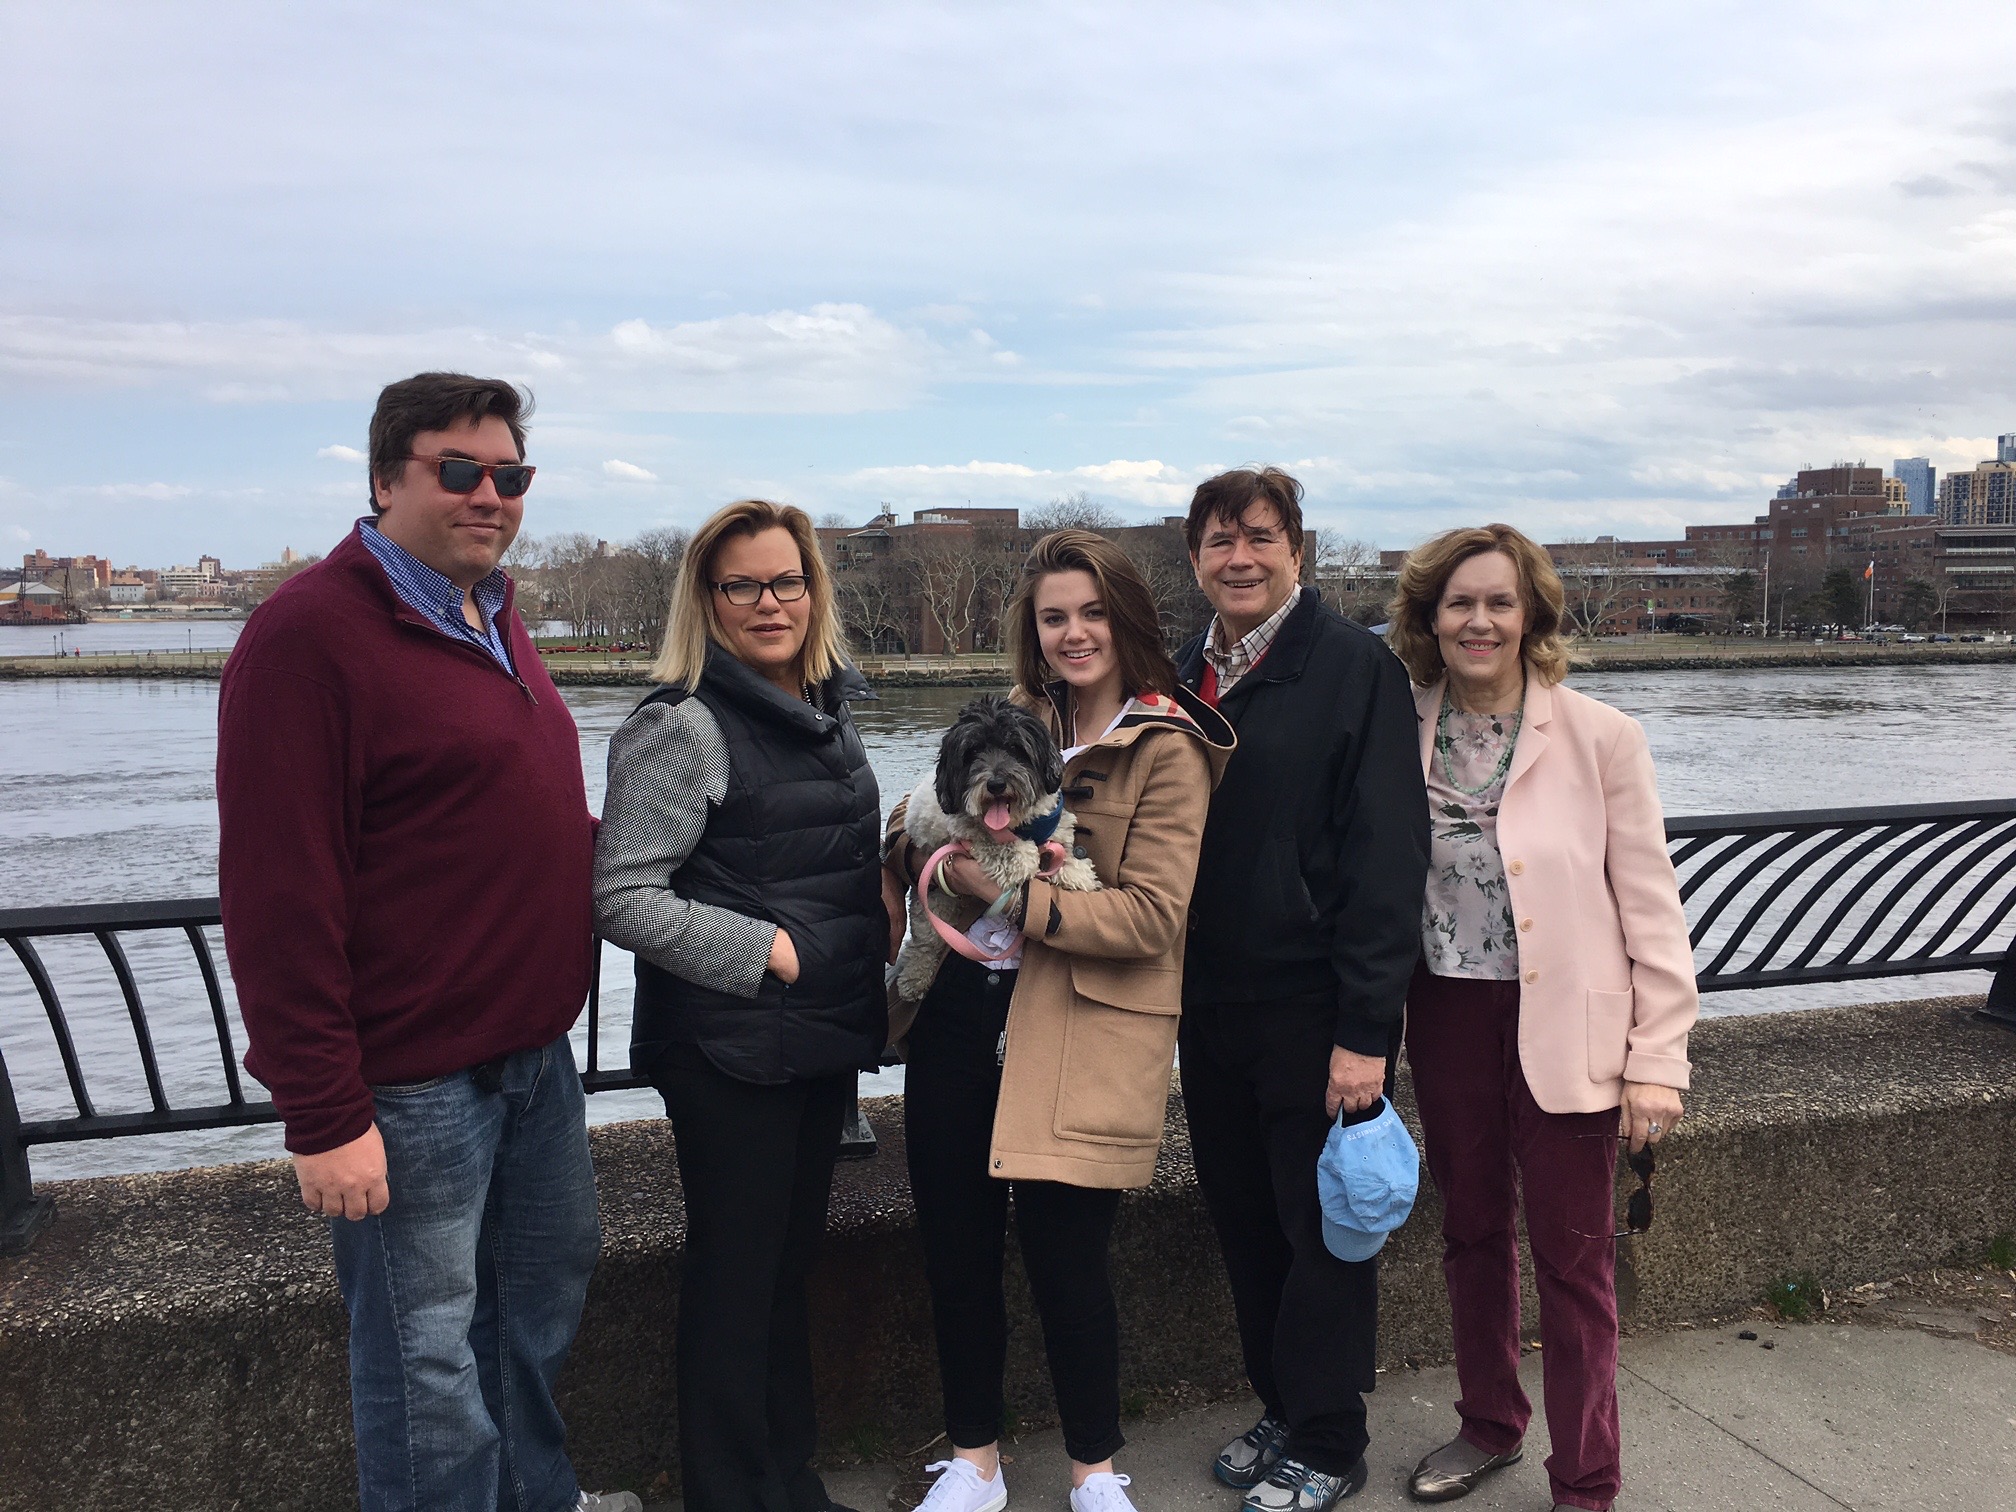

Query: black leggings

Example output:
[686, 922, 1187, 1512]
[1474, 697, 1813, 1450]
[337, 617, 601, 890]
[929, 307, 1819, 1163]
[903, 953, 1126, 1465]
[651, 1041, 852, 1512]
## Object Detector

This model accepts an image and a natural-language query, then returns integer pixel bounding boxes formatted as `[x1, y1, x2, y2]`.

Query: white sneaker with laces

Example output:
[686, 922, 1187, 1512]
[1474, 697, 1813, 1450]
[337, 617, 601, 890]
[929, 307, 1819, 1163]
[1068, 1471, 1136, 1512]
[576, 1494, 643, 1512]
[916, 1456, 1009, 1512]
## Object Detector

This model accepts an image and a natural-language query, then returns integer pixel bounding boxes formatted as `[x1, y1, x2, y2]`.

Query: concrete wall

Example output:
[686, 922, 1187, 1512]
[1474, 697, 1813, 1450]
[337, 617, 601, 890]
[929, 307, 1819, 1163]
[3, 995, 2012, 1510]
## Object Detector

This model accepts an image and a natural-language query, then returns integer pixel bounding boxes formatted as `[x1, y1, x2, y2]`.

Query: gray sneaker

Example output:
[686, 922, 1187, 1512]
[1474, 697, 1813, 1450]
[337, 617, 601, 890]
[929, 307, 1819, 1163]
[1215, 1409, 1291, 1489]
[577, 1494, 643, 1512]
[1242, 1455, 1369, 1512]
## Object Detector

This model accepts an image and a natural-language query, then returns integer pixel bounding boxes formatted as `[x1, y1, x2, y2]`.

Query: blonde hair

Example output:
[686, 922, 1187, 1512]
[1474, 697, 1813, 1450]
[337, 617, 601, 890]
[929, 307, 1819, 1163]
[650, 499, 846, 689]
[1387, 523, 1570, 688]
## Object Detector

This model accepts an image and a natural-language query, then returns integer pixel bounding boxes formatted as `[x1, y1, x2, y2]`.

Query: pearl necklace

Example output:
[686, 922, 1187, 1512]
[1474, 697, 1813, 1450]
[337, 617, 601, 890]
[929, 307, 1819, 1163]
[1436, 691, 1522, 798]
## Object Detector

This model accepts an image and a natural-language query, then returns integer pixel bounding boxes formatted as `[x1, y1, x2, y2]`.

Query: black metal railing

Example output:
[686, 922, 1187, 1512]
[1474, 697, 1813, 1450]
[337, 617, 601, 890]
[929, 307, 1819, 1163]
[1670, 798, 2016, 993]
[5, 796, 2014, 1254]
[0, 912, 875, 1254]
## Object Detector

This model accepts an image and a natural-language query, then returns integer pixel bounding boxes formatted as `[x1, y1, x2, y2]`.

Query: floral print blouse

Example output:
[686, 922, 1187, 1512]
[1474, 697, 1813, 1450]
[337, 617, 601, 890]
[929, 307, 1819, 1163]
[1421, 703, 1522, 980]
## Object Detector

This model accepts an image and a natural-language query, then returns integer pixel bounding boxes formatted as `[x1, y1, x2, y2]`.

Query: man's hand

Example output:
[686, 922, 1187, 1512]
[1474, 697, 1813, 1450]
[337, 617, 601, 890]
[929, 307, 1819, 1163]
[768, 927, 801, 983]
[1326, 1046, 1386, 1119]
[293, 1125, 390, 1220]
[1619, 1081, 1684, 1152]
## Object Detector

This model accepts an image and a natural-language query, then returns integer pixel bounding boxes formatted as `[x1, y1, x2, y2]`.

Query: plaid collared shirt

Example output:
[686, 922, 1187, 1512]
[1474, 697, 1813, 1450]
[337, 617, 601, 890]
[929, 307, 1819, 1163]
[1203, 584, 1301, 698]
[359, 518, 516, 673]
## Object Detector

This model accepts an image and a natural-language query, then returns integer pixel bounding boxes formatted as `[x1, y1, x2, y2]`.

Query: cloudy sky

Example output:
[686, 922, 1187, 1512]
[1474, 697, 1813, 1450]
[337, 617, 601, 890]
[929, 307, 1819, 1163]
[4, 1, 2015, 567]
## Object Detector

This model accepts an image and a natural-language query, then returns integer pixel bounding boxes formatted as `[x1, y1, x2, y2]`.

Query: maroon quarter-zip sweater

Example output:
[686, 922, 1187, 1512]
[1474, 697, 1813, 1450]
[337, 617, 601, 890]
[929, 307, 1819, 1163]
[217, 529, 594, 1155]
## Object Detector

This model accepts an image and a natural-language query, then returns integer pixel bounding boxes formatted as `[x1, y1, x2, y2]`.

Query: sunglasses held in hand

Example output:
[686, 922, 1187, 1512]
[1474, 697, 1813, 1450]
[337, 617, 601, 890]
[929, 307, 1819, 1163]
[1616, 1142, 1654, 1239]
[410, 454, 537, 498]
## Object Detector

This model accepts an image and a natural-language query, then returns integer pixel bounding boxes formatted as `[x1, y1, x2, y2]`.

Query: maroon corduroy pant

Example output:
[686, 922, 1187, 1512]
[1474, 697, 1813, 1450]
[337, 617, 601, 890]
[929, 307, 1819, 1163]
[1404, 964, 1623, 1512]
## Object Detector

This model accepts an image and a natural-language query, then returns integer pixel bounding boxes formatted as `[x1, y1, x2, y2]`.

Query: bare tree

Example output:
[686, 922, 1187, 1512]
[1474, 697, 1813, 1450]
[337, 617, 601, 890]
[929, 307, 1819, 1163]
[1689, 537, 1758, 632]
[835, 561, 908, 653]
[542, 533, 614, 638]
[817, 511, 852, 530]
[1025, 492, 1125, 534]
[1117, 523, 1213, 650]
[1315, 535, 1389, 624]
[908, 532, 987, 653]
[609, 526, 689, 649]
[968, 524, 1032, 651]
[1553, 538, 1644, 637]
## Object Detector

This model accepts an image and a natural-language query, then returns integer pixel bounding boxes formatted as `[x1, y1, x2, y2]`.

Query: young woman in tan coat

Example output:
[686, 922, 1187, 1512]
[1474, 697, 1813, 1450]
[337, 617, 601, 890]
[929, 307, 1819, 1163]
[886, 530, 1234, 1512]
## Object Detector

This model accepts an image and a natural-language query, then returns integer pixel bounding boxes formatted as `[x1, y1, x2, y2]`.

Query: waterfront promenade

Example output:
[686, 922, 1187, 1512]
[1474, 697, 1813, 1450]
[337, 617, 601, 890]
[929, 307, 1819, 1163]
[4, 993, 2012, 1510]
[800, 1323, 2016, 1512]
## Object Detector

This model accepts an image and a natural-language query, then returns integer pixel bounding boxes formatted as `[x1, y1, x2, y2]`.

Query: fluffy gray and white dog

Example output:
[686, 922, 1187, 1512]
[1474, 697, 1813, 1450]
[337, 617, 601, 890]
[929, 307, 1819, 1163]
[890, 695, 1101, 1017]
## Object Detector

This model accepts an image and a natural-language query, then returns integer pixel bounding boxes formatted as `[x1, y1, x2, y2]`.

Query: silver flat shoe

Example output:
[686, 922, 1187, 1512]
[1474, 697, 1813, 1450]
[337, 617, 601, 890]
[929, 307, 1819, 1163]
[1407, 1437, 1522, 1502]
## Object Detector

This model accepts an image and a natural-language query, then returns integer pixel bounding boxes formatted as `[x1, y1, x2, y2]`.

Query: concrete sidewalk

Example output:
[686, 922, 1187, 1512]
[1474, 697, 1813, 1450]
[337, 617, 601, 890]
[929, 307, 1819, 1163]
[656, 1323, 2016, 1512]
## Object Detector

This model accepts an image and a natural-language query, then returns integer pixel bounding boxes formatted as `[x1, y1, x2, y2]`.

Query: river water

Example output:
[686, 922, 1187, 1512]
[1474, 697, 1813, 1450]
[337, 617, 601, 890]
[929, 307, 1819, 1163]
[3, 651, 2012, 1179]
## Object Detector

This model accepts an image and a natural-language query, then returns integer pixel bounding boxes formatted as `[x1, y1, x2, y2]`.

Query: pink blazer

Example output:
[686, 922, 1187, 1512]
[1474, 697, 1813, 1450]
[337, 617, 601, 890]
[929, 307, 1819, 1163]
[1413, 676, 1699, 1113]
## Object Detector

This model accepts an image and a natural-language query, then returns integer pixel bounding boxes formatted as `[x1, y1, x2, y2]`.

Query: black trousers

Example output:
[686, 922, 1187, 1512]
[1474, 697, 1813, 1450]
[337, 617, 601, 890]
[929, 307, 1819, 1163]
[1178, 996, 1393, 1475]
[652, 1042, 853, 1512]
[904, 953, 1127, 1465]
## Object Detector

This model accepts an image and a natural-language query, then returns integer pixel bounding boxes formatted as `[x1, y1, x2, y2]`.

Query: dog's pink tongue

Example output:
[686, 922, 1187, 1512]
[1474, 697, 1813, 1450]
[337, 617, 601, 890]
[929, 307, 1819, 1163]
[984, 800, 1013, 835]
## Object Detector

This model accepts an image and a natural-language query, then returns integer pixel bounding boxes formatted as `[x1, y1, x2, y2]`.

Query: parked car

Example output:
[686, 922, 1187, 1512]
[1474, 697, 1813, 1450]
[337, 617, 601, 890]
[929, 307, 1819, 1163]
[1930, 633, 1956, 643]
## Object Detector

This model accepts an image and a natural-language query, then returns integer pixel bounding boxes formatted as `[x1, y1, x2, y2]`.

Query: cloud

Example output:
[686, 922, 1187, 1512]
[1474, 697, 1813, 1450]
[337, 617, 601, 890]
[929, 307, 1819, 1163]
[316, 444, 365, 462]
[89, 481, 194, 500]
[9, 4, 2016, 562]
[850, 457, 1197, 508]
[602, 458, 658, 482]
[0, 303, 942, 414]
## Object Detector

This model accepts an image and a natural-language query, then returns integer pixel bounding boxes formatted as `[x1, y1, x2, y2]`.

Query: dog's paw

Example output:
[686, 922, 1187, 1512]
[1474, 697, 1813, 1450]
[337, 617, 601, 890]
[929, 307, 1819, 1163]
[1053, 857, 1101, 892]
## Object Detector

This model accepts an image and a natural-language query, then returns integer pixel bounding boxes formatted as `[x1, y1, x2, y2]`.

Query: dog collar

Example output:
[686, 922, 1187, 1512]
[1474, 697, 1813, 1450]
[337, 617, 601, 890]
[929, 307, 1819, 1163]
[1015, 796, 1065, 845]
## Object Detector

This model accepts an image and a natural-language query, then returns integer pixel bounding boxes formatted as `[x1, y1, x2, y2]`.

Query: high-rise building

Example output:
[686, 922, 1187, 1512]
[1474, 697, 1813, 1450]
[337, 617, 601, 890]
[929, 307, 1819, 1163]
[1938, 460, 2016, 527]
[1998, 433, 2016, 463]
[1892, 457, 1936, 515]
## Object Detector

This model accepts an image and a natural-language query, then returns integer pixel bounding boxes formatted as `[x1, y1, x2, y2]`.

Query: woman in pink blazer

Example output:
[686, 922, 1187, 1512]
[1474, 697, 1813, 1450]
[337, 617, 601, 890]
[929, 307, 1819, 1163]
[1387, 525, 1697, 1512]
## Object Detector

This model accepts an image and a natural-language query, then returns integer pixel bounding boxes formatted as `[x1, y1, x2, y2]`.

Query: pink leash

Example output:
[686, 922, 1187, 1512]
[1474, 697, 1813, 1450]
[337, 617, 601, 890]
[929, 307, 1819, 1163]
[917, 837, 1069, 964]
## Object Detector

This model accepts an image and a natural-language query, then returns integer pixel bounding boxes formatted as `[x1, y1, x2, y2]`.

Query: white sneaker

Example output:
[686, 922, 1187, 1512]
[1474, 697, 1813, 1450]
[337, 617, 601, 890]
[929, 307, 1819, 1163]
[916, 1456, 1009, 1512]
[1069, 1471, 1136, 1512]
[577, 1494, 642, 1512]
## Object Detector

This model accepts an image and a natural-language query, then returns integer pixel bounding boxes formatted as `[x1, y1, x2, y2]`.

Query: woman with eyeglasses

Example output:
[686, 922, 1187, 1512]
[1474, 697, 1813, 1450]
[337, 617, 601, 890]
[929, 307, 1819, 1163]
[1384, 526, 1698, 1512]
[593, 499, 889, 1512]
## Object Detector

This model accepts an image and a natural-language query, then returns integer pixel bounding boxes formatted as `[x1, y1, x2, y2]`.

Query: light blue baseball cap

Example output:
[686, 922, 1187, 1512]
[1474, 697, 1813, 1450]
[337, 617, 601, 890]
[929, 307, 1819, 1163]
[1316, 1098, 1420, 1262]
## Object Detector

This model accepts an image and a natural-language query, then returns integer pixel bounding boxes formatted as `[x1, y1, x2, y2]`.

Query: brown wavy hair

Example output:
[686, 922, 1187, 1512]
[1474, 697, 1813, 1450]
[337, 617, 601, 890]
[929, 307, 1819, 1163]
[1387, 524, 1570, 687]
[1008, 530, 1177, 700]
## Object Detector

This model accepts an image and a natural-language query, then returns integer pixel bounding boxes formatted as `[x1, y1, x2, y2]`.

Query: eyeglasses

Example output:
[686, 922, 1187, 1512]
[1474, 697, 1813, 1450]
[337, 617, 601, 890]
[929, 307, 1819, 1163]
[1617, 1143, 1655, 1238]
[714, 574, 809, 606]
[410, 455, 536, 498]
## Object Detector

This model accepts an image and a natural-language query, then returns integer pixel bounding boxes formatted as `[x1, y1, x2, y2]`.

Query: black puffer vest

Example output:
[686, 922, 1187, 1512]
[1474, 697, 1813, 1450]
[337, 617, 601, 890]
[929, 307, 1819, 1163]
[630, 644, 885, 1085]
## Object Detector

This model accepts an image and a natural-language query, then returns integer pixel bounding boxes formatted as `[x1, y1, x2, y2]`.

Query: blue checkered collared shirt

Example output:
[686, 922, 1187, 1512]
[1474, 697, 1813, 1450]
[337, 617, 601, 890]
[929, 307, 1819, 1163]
[359, 519, 516, 673]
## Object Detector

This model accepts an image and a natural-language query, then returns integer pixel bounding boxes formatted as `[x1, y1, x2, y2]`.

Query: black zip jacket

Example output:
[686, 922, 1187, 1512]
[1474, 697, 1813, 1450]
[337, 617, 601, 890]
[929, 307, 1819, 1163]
[630, 644, 885, 1084]
[1176, 590, 1430, 1055]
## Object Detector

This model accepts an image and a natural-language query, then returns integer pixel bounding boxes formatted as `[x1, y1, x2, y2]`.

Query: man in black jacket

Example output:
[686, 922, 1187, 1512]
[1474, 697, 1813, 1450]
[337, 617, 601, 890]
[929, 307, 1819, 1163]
[1175, 468, 1429, 1512]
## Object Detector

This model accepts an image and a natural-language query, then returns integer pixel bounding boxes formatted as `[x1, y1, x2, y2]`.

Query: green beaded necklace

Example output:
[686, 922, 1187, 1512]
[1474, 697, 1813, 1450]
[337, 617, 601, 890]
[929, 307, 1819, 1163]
[1436, 691, 1523, 798]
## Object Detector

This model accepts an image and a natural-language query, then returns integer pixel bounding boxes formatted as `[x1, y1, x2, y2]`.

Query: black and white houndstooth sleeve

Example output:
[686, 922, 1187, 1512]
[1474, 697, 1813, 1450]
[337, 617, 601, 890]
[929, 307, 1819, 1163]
[593, 697, 777, 998]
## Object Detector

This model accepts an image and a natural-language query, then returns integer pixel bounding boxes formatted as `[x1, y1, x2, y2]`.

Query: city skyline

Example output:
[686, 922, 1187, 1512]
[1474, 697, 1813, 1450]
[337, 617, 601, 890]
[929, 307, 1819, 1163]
[5, 3, 2016, 565]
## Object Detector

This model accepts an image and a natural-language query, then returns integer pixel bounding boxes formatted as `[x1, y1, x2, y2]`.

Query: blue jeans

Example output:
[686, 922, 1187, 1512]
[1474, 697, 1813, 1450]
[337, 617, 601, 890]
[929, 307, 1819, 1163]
[331, 1035, 602, 1512]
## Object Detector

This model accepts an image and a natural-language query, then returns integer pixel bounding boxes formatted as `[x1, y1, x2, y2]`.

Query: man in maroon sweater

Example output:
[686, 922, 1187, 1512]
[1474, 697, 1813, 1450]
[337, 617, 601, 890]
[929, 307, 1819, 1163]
[218, 372, 633, 1512]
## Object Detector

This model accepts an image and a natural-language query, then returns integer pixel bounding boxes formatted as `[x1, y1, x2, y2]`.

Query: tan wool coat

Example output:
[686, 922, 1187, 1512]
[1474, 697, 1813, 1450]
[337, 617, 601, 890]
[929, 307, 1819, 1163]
[969, 684, 1237, 1188]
